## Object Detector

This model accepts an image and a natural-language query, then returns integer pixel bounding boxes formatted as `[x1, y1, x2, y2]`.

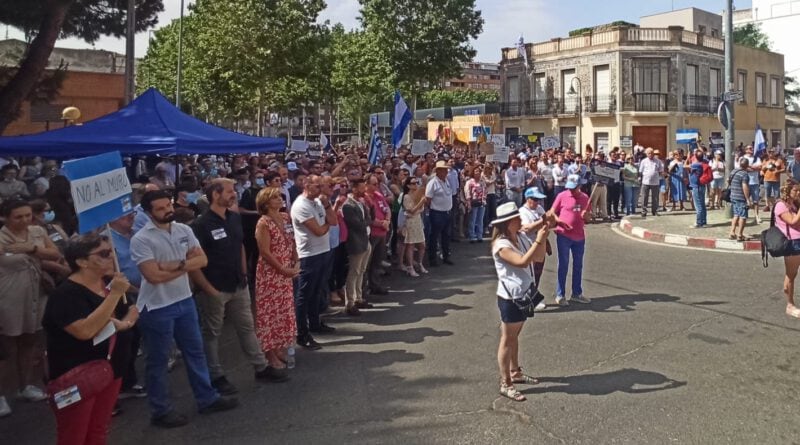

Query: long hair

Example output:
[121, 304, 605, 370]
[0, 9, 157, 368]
[491, 219, 513, 243]
[779, 182, 800, 209]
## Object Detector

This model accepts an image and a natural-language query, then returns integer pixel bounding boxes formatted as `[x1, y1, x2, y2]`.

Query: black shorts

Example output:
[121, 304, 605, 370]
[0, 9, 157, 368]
[497, 296, 528, 323]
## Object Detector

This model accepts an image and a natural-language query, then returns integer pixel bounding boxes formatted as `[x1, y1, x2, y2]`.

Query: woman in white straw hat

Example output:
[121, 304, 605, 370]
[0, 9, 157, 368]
[490, 201, 551, 402]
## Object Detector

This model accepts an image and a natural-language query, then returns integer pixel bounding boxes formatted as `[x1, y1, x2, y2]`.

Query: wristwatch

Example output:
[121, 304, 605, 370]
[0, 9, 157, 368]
[176, 259, 186, 271]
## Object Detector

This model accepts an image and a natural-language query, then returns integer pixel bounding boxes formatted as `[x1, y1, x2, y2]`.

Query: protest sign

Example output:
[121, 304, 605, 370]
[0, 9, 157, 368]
[541, 136, 560, 150]
[290, 139, 309, 152]
[479, 142, 495, 155]
[676, 129, 699, 144]
[490, 134, 505, 147]
[590, 161, 621, 186]
[411, 139, 434, 156]
[493, 145, 510, 162]
[63, 151, 133, 234]
[470, 126, 492, 142]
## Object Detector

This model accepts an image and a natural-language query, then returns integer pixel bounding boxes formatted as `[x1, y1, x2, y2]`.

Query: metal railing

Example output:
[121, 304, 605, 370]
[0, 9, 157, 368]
[557, 96, 580, 115]
[683, 94, 722, 114]
[631, 93, 669, 112]
[585, 95, 616, 113]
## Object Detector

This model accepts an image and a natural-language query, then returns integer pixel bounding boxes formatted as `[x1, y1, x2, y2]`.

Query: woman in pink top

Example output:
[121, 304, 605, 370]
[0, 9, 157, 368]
[774, 183, 800, 319]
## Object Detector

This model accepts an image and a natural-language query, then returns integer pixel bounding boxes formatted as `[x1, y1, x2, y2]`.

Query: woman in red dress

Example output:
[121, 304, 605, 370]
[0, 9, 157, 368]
[254, 187, 299, 369]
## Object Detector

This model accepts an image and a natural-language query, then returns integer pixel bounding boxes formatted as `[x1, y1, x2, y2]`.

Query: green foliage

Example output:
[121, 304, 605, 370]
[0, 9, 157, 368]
[420, 89, 498, 108]
[786, 75, 800, 109]
[568, 21, 637, 37]
[733, 23, 771, 51]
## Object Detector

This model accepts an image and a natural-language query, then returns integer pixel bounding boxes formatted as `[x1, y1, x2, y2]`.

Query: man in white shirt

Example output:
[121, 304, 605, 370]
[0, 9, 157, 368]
[504, 158, 525, 206]
[638, 147, 664, 217]
[426, 161, 454, 266]
[741, 145, 763, 223]
[552, 154, 569, 196]
[290, 175, 339, 350]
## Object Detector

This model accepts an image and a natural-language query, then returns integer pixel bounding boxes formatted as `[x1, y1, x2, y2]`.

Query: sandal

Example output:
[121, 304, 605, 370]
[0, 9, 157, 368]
[737, 236, 746, 242]
[787, 305, 800, 319]
[511, 367, 540, 385]
[728, 234, 737, 240]
[499, 383, 526, 402]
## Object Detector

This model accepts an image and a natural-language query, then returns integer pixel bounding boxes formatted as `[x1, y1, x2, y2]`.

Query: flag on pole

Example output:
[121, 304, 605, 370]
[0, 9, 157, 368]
[754, 124, 767, 158]
[368, 114, 382, 165]
[392, 91, 412, 149]
[320, 132, 332, 152]
[517, 36, 529, 70]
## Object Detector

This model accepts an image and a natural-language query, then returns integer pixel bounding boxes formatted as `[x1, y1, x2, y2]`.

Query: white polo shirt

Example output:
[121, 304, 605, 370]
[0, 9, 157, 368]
[426, 177, 453, 212]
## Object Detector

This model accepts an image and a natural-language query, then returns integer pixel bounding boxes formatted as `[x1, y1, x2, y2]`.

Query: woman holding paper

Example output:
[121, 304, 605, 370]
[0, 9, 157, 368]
[42, 234, 136, 445]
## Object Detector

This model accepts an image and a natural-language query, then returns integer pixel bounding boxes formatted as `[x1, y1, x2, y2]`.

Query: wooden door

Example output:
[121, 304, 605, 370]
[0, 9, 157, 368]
[633, 126, 667, 158]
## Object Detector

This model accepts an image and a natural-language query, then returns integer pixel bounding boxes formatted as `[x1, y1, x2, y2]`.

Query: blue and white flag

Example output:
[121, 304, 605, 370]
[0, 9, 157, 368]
[368, 114, 383, 165]
[676, 128, 699, 144]
[63, 151, 133, 234]
[517, 35, 529, 69]
[392, 91, 412, 149]
[320, 132, 332, 152]
[754, 124, 767, 158]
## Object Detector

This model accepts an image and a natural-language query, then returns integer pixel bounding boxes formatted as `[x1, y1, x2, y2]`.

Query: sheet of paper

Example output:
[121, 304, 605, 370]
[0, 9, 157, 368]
[93, 321, 116, 346]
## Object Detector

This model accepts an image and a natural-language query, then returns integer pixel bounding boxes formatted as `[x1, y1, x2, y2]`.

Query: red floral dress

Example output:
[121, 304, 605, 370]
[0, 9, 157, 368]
[255, 214, 297, 352]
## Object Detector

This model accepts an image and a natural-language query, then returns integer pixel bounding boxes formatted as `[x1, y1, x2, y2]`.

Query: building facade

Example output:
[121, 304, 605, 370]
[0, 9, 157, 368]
[444, 62, 502, 91]
[1, 39, 126, 136]
[499, 16, 785, 155]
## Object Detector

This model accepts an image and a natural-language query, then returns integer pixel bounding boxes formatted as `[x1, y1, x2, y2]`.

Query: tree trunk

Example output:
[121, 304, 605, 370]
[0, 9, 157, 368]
[0, 0, 73, 134]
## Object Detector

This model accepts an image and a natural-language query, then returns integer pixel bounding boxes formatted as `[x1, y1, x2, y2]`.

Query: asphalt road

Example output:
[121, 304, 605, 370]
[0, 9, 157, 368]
[3, 224, 798, 444]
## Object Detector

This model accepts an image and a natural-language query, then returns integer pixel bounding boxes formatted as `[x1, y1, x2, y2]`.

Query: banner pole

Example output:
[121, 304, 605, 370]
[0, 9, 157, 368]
[106, 223, 127, 304]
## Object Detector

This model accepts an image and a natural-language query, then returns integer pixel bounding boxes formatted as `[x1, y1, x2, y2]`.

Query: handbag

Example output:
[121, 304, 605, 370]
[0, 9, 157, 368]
[46, 335, 116, 410]
[761, 206, 794, 267]
[721, 170, 738, 203]
[501, 282, 545, 318]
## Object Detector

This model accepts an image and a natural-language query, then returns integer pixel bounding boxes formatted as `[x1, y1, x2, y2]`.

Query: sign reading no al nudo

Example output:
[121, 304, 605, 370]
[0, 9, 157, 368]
[63, 151, 133, 234]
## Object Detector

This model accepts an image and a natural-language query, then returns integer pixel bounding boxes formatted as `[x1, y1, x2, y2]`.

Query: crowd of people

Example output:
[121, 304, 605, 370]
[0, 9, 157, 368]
[1, 136, 799, 437]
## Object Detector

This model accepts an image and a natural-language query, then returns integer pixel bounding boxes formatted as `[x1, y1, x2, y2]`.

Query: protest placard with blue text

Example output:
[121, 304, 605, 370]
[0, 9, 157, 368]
[63, 151, 133, 234]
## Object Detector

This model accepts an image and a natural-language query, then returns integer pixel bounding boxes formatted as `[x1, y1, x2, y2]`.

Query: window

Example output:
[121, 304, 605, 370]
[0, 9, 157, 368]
[711, 28, 719, 37]
[710, 68, 720, 99]
[594, 65, 610, 111]
[507, 76, 520, 103]
[632, 58, 669, 111]
[532, 73, 547, 114]
[561, 69, 576, 100]
[594, 132, 610, 151]
[698, 25, 706, 35]
[686, 64, 698, 96]
[737, 71, 747, 103]
[771, 130, 781, 148]
[756, 74, 766, 104]
[560, 127, 576, 148]
[770, 77, 780, 106]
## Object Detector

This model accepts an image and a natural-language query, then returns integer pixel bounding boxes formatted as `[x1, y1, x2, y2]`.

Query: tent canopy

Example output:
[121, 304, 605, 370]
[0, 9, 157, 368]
[0, 88, 286, 157]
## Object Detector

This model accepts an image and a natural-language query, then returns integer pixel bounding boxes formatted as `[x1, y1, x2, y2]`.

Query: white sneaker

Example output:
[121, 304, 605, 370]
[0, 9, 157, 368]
[535, 302, 547, 311]
[555, 296, 569, 307]
[18, 385, 47, 402]
[406, 266, 419, 277]
[381, 260, 392, 268]
[571, 295, 591, 304]
[416, 263, 429, 274]
[0, 396, 11, 417]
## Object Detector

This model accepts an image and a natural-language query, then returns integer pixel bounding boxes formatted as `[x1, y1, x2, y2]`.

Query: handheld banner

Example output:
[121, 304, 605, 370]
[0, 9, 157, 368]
[63, 151, 133, 234]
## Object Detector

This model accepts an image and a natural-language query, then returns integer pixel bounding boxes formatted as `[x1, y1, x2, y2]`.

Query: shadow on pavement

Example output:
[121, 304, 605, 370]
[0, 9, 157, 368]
[524, 368, 686, 396]
[544, 293, 680, 313]
[321, 327, 454, 346]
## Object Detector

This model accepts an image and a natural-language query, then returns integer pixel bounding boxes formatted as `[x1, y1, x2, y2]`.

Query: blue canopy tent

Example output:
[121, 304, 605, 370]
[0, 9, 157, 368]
[0, 88, 286, 157]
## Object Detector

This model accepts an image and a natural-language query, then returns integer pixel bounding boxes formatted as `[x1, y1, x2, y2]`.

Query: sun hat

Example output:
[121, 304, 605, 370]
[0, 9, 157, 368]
[524, 187, 547, 199]
[491, 202, 521, 226]
[565, 174, 581, 190]
[434, 160, 449, 170]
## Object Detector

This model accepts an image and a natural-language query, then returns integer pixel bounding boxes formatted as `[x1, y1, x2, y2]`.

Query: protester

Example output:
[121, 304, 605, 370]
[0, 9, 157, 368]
[774, 182, 800, 319]
[709, 150, 725, 209]
[365, 173, 390, 295]
[668, 151, 688, 211]
[638, 148, 664, 217]
[622, 156, 640, 216]
[426, 161, 454, 266]
[761, 150, 785, 212]
[550, 175, 590, 306]
[42, 235, 135, 444]
[465, 167, 487, 243]
[688, 150, 708, 228]
[342, 178, 372, 316]
[131, 190, 238, 428]
[742, 145, 763, 223]
[490, 202, 549, 402]
[518, 187, 555, 306]
[787, 147, 800, 184]
[0, 164, 30, 202]
[728, 158, 752, 242]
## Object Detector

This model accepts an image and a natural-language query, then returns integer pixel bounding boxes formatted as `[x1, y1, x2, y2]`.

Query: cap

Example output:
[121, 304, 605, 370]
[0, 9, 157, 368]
[565, 174, 581, 190]
[524, 187, 547, 199]
[287, 162, 299, 171]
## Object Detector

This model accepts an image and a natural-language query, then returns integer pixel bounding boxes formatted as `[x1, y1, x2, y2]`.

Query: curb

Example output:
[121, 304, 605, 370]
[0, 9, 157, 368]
[617, 218, 761, 252]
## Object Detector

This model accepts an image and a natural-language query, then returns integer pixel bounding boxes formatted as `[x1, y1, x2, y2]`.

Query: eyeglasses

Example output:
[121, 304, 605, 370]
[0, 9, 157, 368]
[89, 249, 113, 259]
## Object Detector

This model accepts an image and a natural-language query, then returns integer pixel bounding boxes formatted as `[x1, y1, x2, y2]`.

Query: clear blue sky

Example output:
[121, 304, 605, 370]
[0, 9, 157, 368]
[4, 0, 751, 61]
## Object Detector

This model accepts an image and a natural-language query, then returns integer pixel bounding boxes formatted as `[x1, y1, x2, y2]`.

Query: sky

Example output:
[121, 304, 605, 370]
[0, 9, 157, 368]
[3, 0, 752, 62]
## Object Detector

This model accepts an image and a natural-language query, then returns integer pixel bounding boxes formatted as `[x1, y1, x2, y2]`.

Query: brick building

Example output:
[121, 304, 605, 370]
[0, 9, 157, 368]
[444, 61, 502, 91]
[0, 39, 126, 136]
[499, 9, 785, 155]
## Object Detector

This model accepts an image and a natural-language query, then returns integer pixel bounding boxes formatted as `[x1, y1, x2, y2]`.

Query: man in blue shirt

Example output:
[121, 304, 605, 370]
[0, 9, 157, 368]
[787, 147, 800, 183]
[688, 150, 708, 228]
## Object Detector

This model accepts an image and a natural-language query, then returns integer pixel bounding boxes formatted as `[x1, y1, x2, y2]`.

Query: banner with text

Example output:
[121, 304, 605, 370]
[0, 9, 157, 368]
[590, 161, 621, 186]
[63, 151, 133, 234]
[411, 139, 434, 156]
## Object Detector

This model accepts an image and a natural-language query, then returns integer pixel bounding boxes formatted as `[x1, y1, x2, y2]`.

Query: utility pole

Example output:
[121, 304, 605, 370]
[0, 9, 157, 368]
[176, 0, 185, 108]
[724, 0, 735, 218]
[124, 0, 135, 104]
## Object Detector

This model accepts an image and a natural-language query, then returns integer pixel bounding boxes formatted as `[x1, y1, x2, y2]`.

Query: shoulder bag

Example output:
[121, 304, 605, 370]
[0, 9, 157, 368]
[47, 335, 116, 410]
[721, 169, 739, 203]
[761, 206, 794, 267]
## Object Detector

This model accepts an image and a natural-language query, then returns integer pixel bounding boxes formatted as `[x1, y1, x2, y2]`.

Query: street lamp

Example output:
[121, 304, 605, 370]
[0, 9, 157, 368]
[568, 77, 583, 153]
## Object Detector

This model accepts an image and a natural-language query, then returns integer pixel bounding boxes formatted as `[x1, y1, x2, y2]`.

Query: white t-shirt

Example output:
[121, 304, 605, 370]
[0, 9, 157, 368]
[552, 164, 568, 186]
[709, 159, 725, 179]
[492, 237, 534, 300]
[290, 195, 330, 259]
[742, 155, 761, 185]
[504, 167, 525, 189]
[639, 157, 664, 186]
[519, 204, 545, 229]
[426, 177, 453, 212]
[538, 162, 554, 185]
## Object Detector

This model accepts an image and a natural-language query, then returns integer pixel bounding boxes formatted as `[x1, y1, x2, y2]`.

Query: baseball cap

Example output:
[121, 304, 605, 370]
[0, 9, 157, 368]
[524, 187, 547, 199]
[287, 161, 299, 171]
[565, 174, 581, 190]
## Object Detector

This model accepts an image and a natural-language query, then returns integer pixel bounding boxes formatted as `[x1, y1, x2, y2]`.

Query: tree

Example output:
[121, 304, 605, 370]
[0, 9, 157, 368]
[733, 23, 771, 51]
[420, 89, 499, 108]
[0, 0, 164, 133]
[358, 0, 483, 106]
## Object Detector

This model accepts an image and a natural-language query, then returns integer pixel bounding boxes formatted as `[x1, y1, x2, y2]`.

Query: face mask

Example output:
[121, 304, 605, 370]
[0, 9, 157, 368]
[43, 210, 55, 223]
[243, 181, 252, 189]
[256, 178, 265, 187]
[186, 192, 201, 204]
[4, 177, 13, 183]
[209, 168, 218, 176]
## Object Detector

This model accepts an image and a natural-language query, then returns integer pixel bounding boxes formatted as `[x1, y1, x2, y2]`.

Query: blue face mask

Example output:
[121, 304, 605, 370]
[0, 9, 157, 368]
[43, 210, 55, 223]
[209, 168, 218, 176]
[186, 192, 201, 204]
[255, 178, 265, 187]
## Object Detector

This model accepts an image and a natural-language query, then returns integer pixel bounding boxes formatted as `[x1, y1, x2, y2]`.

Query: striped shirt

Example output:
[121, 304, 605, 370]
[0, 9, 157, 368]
[728, 169, 749, 203]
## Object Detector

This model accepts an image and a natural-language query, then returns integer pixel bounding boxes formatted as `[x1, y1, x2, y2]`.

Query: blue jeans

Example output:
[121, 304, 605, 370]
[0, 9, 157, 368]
[318, 250, 335, 313]
[427, 209, 451, 263]
[693, 186, 707, 226]
[138, 298, 219, 418]
[468, 205, 485, 240]
[623, 185, 640, 215]
[555, 234, 585, 298]
[295, 251, 330, 338]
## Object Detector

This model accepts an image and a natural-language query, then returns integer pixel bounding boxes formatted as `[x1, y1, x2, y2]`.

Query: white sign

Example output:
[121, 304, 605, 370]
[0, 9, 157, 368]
[490, 134, 506, 147]
[411, 139, 434, 155]
[493, 145, 510, 162]
[541, 136, 560, 150]
[290, 139, 309, 152]
[69, 167, 131, 214]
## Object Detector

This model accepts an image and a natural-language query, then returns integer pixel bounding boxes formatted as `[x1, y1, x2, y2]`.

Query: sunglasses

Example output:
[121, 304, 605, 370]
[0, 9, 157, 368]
[89, 249, 113, 259]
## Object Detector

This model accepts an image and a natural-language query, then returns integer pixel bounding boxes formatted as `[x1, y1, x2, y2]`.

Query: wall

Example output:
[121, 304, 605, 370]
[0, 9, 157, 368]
[640, 8, 723, 36]
[732, 44, 785, 146]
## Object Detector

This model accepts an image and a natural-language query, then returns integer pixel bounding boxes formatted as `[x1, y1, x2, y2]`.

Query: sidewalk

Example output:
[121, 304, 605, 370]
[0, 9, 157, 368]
[615, 206, 770, 252]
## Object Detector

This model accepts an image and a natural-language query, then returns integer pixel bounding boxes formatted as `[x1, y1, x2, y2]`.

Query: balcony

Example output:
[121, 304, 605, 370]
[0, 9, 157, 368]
[683, 94, 722, 114]
[585, 95, 616, 113]
[557, 97, 580, 115]
[629, 93, 669, 112]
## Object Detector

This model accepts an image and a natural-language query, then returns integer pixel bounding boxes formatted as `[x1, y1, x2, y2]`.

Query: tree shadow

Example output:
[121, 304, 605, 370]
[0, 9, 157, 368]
[364, 302, 472, 326]
[321, 327, 454, 347]
[523, 368, 686, 396]
[541, 293, 680, 313]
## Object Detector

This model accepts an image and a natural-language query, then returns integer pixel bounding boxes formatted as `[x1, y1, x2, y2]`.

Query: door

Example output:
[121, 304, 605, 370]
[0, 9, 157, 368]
[632, 126, 667, 158]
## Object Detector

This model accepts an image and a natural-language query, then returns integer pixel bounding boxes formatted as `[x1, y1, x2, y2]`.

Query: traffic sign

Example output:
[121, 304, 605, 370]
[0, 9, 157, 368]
[723, 90, 743, 102]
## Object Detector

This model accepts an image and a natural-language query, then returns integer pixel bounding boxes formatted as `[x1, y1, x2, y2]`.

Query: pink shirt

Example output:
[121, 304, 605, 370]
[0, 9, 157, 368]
[368, 191, 390, 238]
[774, 201, 800, 240]
[551, 190, 590, 241]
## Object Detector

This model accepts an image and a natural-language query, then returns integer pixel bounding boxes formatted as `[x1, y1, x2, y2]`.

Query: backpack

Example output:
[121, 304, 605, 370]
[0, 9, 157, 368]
[699, 162, 713, 186]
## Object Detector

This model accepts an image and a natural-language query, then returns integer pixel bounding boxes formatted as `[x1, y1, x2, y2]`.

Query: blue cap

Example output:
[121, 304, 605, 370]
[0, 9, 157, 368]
[565, 174, 581, 190]
[524, 187, 547, 199]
